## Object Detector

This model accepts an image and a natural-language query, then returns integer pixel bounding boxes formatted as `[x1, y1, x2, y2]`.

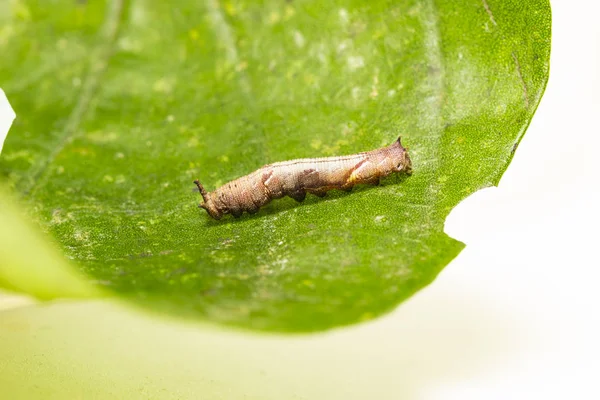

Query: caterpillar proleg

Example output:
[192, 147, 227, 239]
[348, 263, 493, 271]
[194, 137, 412, 219]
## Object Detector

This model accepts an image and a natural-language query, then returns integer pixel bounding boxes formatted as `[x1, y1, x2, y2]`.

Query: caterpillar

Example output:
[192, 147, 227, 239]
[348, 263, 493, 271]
[194, 137, 412, 219]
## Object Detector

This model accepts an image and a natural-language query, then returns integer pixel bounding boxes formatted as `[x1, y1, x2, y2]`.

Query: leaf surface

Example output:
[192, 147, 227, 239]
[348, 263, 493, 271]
[0, 0, 550, 331]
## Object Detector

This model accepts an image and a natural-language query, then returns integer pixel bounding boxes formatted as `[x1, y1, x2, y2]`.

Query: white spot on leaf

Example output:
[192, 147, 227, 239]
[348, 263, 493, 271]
[339, 8, 349, 24]
[337, 40, 351, 53]
[374, 215, 387, 223]
[293, 30, 305, 48]
[347, 55, 365, 70]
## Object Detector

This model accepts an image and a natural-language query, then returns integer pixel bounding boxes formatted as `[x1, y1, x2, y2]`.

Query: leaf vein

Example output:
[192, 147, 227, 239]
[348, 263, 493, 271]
[26, 0, 127, 197]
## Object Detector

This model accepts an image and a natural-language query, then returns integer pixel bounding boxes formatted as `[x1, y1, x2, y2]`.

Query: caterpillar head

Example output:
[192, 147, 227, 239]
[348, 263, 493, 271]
[194, 179, 223, 220]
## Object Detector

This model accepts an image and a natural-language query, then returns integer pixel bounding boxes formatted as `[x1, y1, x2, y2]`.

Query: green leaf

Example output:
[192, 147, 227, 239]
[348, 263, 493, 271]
[0, 0, 550, 332]
[0, 186, 100, 299]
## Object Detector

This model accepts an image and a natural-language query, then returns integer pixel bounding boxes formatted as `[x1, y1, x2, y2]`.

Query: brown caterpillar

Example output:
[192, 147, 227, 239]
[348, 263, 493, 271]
[194, 137, 412, 219]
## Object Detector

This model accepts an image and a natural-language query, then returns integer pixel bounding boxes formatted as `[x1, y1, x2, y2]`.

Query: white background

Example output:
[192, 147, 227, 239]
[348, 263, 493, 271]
[0, 89, 16, 153]
[1, 0, 599, 398]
